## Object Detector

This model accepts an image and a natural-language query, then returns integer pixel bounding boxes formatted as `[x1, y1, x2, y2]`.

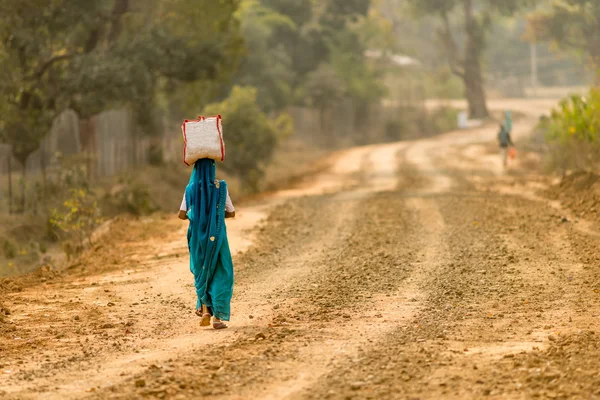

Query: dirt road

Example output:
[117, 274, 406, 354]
[1, 99, 600, 399]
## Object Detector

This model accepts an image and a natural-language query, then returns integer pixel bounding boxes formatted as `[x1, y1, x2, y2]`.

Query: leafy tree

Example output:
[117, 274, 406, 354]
[255, 0, 327, 98]
[261, 0, 313, 26]
[407, 0, 533, 118]
[321, 1, 386, 137]
[528, 0, 600, 84]
[329, 25, 387, 130]
[0, 0, 243, 210]
[321, 0, 372, 30]
[232, 1, 296, 112]
[203, 86, 291, 191]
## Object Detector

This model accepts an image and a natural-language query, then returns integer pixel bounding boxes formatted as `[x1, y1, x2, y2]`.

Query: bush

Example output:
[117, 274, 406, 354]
[542, 88, 600, 172]
[2, 239, 17, 259]
[114, 180, 156, 216]
[203, 86, 292, 192]
[428, 107, 459, 134]
[49, 188, 102, 259]
[547, 89, 600, 143]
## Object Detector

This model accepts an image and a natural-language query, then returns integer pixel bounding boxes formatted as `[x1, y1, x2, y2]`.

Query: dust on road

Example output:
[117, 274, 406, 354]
[1, 100, 599, 400]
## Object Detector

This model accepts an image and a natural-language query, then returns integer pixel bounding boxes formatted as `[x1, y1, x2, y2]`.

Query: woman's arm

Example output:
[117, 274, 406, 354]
[225, 190, 235, 219]
[178, 194, 188, 220]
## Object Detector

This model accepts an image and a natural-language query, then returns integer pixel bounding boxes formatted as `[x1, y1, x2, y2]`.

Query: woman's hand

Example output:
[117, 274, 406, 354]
[178, 210, 188, 220]
[225, 211, 235, 219]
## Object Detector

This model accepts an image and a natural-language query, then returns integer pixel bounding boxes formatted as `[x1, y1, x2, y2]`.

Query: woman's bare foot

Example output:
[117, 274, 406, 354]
[212, 317, 227, 330]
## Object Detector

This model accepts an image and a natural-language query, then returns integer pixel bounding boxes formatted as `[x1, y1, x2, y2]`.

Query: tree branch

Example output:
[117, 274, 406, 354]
[26, 1, 132, 82]
[26, 53, 76, 81]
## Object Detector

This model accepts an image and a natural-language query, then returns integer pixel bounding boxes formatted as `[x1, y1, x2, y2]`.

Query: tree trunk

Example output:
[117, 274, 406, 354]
[7, 155, 13, 215]
[462, 0, 489, 119]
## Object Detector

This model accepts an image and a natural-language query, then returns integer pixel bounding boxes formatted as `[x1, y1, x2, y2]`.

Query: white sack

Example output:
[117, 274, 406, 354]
[182, 115, 225, 165]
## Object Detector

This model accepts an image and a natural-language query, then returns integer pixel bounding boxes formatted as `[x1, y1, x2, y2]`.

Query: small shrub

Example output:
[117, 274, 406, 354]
[114, 181, 157, 216]
[49, 188, 102, 258]
[2, 239, 17, 259]
[429, 107, 459, 134]
[547, 89, 600, 143]
[542, 88, 600, 171]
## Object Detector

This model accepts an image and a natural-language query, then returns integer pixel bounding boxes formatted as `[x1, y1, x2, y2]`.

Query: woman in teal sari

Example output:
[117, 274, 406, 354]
[178, 159, 235, 329]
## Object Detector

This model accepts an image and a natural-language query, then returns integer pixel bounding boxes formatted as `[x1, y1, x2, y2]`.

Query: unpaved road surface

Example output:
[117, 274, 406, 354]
[1, 99, 600, 400]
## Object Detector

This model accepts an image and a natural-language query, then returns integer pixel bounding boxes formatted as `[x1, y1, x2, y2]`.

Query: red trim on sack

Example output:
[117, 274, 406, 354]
[182, 120, 190, 166]
[216, 114, 225, 162]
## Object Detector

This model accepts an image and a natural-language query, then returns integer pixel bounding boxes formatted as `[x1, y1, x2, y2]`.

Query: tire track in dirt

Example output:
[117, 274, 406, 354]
[1, 143, 412, 399]
[0, 168, 366, 399]
[297, 122, 600, 400]
[3, 100, 599, 399]
[79, 143, 429, 399]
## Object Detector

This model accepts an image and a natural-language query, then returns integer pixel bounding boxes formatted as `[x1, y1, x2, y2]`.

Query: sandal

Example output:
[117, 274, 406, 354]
[212, 317, 228, 330]
[197, 305, 212, 327]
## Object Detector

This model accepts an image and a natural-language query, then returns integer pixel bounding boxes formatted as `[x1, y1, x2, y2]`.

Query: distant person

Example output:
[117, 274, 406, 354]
[178, 159, 236, 330]
[498, 124, 514, 169]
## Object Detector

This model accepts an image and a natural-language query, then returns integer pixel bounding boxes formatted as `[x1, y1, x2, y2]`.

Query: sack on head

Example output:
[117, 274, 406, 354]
[182, 115, 225, 166]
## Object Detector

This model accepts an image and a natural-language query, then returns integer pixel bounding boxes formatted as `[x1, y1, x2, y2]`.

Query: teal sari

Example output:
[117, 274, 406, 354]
[185, 159, 234, 321]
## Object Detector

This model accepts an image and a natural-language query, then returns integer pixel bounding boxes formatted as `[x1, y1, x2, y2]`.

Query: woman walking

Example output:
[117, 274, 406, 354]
[178, 158, 235, 329]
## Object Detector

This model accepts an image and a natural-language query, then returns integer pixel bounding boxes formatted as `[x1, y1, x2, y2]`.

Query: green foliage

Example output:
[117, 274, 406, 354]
[329, 30, 387, 112]
[113, 181, 157, 216]
[409, 0, 532, 17]
[233, 1, 296, 112]
[49, 188, 102, 258]
[2, 239, 17, 259]
[547, 88, 600, 143]
[428, 107, 460, 133]
[321, 0, 371, 30]
[540, 87, 600, 172]
[260, 0, 313, 26]
[203, 86, 291, 191]
[229, 0, 384, 114]
[305, 65, 346, 109]
[0, 0, 244, 164]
